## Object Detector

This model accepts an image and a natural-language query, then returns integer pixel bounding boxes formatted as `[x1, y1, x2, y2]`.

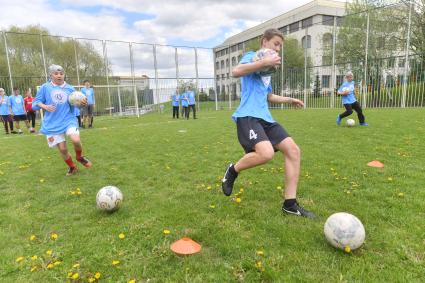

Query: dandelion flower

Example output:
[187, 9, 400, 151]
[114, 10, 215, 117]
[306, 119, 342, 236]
[255, 260, 263, 269]
[163, 229, 171, 235]
[235, 197, 241, 203]
[31, 255, 38, 261]
[50, 233, 58, 240]
[112, 260, 120, 266]
[276, 186, 282, 190]
[344, 245, 351, 253]
[128, 279, 136, 283]
[53, 261, 61, 266]
[256, 250, 264, 256]
[46, 250, 53, 256]
[15, 256, 24, 263]
[47, 263, 54, 269]
[398, 192, 404, 198]
[72, 263, 80, 269]
[88, 278, 96, 283]
[30, 235, 36, 241]
[119, 233, 125, 239]
[209, 204, 215, 209]
[30, 266, 37, 272]
[40, 179, 45, 183]
[95, 272, 101, 279]
[72, 272, 79, 279]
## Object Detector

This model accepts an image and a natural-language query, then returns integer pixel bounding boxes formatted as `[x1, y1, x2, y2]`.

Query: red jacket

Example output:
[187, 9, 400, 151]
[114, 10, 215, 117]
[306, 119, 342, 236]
[24, 96, 35, 112]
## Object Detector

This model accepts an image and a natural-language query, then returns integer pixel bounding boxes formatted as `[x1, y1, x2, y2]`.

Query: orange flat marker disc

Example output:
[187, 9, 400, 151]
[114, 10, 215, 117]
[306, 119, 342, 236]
[170, 237, 201, 255]
[367, 160, 384, 168]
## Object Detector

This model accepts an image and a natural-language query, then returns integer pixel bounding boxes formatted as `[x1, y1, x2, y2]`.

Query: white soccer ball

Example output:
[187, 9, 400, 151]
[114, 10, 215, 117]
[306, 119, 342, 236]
[68, 91, 86, 107]
[324, 212, 365, 251]
[342, 87, 350, 93]
[96, 186, 123, 212]
[253, 48, 279, 76]
[346, 119, 355, 127]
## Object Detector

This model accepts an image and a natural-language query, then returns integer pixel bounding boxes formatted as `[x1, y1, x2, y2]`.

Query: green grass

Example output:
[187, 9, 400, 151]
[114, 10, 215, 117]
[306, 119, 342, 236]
[1, 108, 424, 282]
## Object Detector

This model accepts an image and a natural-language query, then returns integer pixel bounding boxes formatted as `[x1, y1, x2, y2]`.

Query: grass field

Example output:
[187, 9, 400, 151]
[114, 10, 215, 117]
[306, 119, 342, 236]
[1, 108, 424, 282]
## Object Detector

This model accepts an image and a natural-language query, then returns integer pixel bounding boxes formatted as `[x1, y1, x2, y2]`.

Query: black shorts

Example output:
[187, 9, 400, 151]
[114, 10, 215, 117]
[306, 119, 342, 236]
[81, 105, 93, 116]
[13, 114, 27, 121]
[236, 117, 290, 153]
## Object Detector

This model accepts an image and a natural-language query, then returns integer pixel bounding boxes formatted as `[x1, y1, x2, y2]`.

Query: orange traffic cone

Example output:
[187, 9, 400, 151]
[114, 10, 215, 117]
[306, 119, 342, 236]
[367, 160, 384, 168]
[170, 237, 201, 255]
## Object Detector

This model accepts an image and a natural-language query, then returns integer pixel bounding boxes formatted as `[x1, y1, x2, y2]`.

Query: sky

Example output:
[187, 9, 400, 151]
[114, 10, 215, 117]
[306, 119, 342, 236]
[0, 0, 347, 48]
[0, 0, 346, 78]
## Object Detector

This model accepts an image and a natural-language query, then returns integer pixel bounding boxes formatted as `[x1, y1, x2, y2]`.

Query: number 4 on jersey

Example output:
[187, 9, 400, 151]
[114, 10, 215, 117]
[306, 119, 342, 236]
[249, 129, 257, 140]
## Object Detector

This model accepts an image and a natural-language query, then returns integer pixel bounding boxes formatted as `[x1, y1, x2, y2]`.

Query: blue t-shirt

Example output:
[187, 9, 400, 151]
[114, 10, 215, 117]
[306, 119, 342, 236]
[172, 94, 180, 106]
[232, 51, 274, 123]
[32, 82, 78, 135]
[338, 81, 357, 104]
[81, 87, 95, 105]
[0, 95, 10, 115]
[180, 92, 189, 107]
[187, 91, 196, 105]
[9, 95, 26, 115]
[74, 105, 80, 116]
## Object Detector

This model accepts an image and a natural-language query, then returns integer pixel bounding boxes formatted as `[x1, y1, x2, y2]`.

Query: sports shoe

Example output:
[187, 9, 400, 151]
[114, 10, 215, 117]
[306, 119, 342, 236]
[11, 130, 17, 134]
[222, 163, 238, 196]
[66, 166, 77, 176]
[77, 156, 92, 168]
[282, 202, 316, 218]
[336, 115, 341, 126]
[359, 122, 369, 126]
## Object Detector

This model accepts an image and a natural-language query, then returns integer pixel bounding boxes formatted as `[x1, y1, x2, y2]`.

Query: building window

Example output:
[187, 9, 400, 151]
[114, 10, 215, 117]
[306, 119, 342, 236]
[231, 57, 236, 66]
[289, 22, 299, 33]
[216, 51, 220, 58]
[227, 73, 230, 79]
[221, 60, 224, 69]
[322, 75, 331, 88]
[238, 43, 243, 50]
[322, 15, 334, 26]
[221, 74, 225, 79]
[226, 58, 229, 67]
[217, 85, 220, 95]
[398, 58, 405, 67]
[215, 61, 219, 69]
[279, 26, 288, 35]
[302, 17, 313, 29]
[336, 75, 344, 87]
[388, 58, 395, 68]
[216, 75, 220, 81]
[322, 33, 333, 49]
[336, 17, 343, 26]
[302, 35, 311, 49]
[231, 45, 237, 52]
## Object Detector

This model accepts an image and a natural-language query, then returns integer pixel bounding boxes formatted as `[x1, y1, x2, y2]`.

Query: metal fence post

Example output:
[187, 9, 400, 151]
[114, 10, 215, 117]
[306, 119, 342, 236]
[129, 42, 140, 117]
[303, 28, 308, 109]
[153, 44, 160, 112]
[194, 47, 200, 111]
[402, 1, 413, 108]
[331, 16, 337, 109]
[73, 38, 80, 86]
[3, 32, 14, 93]
[102, 40, 112, 116]
[363, 12, 370, 109]
[39, 33, 48, 81]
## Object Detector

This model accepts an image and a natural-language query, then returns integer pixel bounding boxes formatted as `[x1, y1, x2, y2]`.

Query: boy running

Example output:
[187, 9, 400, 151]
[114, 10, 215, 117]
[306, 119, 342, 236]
[221, 29, 315, 218]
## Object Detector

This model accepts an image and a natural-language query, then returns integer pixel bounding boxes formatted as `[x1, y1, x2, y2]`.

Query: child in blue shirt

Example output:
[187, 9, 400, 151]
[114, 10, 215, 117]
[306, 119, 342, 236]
[336, 71, 368, 126]
[186, 86, 197, 119]
[171, 89, 180, 119]
[180, 91, 189, 119]
[81, 80, 95, 128]
[221, 28, 315, 218]
[32, 65, 92, 176]
[0, 88, 14, 134]
[9, 87, 31, 134]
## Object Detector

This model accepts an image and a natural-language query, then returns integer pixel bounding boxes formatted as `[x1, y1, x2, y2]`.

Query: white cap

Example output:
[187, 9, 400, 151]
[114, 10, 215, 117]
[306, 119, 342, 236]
[48, 64, 64, 75]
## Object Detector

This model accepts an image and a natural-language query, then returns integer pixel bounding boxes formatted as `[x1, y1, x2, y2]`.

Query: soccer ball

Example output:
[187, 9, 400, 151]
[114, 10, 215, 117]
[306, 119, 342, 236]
[341, 87, 350, 93]
[96, 186, 123, 212]
[253, 48, 279, 76]
[68, 91, 86, 107]
[324, 212, 365, 251]
[346, 119, 355, 127]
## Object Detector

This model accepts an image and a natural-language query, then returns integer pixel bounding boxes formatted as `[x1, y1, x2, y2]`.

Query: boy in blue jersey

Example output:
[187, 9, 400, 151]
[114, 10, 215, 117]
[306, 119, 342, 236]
[32, 65, 92, 176]
[221, 29, 315, 218]
[171, 88, 180, 118]
[180, 90, 189, 119]
[9, 87, 31, 134]
[336, 71, 368, 126]
[0, 88, 14, 134]
[74, 105, 82, 128]
[81, 80, 95, 128]
[186, 86, 197, 119]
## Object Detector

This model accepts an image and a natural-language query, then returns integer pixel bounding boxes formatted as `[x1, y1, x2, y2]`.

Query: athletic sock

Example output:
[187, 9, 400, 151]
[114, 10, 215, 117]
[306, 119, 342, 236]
[229, 164, 238, 176]
[65, 157, 76, 168]
[283, 198, 297, 208]
[76, 150, 82, 161]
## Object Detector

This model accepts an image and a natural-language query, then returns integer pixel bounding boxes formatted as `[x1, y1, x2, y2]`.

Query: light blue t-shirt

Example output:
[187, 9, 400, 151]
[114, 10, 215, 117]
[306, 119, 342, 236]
[187, 91, 196, 105]
[81, 87, 95, 105]
[232, 51, 274, 123]
[338, 81, 357, 104]
[32, 82, 78, 135]
[172, 94, 180, 107]
[74, 105, 80, 116]
[180, 92, 189, 107]
[0, 95, 10, 115]
[8, 95, 26, 115]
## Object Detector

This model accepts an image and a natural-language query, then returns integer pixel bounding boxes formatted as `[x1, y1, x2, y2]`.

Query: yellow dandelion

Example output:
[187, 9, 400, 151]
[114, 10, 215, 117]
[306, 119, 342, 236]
[30, 266, 37, 272]
[344, 245, 351, 253]
[70, 191, 76, 195]
[88, 278, 96, 283]
[95, 272, 101, 279]
[112, 260, 120, 266]
[163, 229, 171, 235]
[209, 204, 216, 209]
[72, 263, 80, 269]
[53, 261, 61, 266]
[31, 255, 38, 261]
[15, 256, 24, 263]
[207, 186, 212, 190]
[276, 186, 282, 190]
[30, 235, 36, 241]
[128, 279, 136, 283]
[235, 197, 241, 203]
[72, 272, 79, 279]
[398, 192, 404, 198]
[76, 191, 82, 195]
[47, 263, 54, 269]
[255, 260, 263, 269]
[40, 179, 45, 183]
[76, 188, 80, 191]
[46, 250, 53, 256]
[50, 233, 58, 240]
[119, 233, 125, 239]
[239, 188, 244, 192]
[256, 250, 264, 256]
